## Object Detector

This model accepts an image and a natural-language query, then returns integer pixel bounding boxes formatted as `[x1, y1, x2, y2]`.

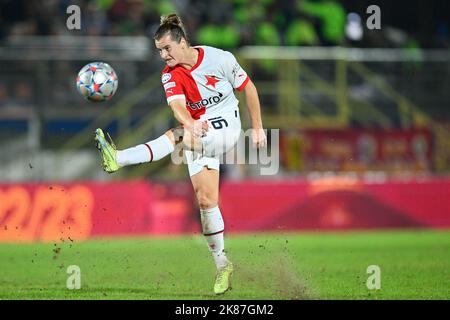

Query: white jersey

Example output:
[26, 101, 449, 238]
[160, 45, 249, 119]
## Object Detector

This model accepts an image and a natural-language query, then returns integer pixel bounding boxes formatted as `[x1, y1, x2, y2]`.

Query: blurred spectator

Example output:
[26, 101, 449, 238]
[11, 81, 33, 107]
[0, 0, 448, 48]
[298, 0, 346, 46]
[197, 23, 240, 49]
[285, 17, 319, 46]
[0, 82, 8, 107]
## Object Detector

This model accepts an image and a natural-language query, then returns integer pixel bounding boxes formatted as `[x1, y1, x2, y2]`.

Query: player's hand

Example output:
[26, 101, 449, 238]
[192, 120, 209, 138]
[251, 128, 267, 149]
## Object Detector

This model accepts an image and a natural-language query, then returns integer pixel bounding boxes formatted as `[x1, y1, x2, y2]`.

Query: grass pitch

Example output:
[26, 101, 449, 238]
[0, 230, 449, 299]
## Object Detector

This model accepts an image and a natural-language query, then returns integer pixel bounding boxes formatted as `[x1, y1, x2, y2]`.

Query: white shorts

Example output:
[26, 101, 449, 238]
[185, 109, 241, 177]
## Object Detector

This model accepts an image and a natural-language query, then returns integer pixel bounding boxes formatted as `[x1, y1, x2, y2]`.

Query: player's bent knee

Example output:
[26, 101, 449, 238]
[165, 127, 184, 145]
[182, 130, 196, 150]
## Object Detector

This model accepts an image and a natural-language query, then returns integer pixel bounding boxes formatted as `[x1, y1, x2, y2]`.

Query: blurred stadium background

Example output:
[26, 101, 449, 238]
[0, 0, 449, 299]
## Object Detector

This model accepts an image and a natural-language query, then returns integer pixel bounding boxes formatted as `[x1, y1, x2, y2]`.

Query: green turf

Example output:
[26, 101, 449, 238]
[0, 230, 449, 299]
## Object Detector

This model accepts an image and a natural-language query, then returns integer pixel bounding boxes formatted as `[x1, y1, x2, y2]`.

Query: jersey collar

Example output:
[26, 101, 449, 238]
[189, 47, 204, 72]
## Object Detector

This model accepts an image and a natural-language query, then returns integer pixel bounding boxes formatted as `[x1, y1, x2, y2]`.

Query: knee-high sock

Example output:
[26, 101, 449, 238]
[116, 134, 174, 167]
[201, 205, 229, 269]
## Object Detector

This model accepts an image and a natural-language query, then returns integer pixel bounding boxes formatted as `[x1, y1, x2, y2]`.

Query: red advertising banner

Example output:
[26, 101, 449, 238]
[0, 177, 449, 242]
[220, 177, 450, 232]
[0, 181, 154, 242]
[280, 128, 433, 172]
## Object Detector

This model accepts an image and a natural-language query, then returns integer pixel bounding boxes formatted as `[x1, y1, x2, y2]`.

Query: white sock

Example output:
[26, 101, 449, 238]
[201, 205, 229, 269]
[116, 134, 174, 167]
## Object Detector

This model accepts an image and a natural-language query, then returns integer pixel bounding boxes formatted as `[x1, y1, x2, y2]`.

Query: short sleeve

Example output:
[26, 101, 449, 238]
[222, 51, 249, 91]
[161, 71, 185, 104]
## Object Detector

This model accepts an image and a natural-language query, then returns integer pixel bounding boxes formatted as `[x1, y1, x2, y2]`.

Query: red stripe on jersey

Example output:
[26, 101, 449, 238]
[162, 67, 185, 100]
[161, 48, 206, 120]
[189, 47, 204, 72]
[236, 76, 250, 91]
[181, 70, 205, 119]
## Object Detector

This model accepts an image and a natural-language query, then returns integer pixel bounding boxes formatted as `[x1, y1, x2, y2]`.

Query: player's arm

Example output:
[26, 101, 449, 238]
[243, 79, 267, 148]
[221, 50, 267, 148]
[169, 99, 208, 137]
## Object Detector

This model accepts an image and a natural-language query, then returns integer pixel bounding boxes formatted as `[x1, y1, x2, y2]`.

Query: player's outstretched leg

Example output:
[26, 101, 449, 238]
[95, 128, 120, 173]
[94, 127, 178, 172]
[94, 124, 207, 173]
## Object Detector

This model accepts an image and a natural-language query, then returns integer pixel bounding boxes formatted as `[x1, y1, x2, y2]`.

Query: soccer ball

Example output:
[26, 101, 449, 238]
[76, 62, 118, 102]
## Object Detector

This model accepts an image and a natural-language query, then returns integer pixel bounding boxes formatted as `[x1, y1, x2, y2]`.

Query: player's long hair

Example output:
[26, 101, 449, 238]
[154, 13, 188, 44]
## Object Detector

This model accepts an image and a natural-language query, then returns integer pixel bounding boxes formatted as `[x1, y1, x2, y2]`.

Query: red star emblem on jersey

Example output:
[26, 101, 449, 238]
[205, 75, 219, 88]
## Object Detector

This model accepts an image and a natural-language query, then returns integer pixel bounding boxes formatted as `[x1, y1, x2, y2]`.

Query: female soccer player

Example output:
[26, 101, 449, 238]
[95, 13, 266, 295]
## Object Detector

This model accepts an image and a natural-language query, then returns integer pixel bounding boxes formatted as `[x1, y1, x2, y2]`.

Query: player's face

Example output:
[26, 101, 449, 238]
[155, 34, 185, 68]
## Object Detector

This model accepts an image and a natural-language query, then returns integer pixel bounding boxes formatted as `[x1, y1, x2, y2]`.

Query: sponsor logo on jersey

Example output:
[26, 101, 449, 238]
[187, 92, 224, 110]
[161, 73, 171, 83]
[164, 82, 176, 90]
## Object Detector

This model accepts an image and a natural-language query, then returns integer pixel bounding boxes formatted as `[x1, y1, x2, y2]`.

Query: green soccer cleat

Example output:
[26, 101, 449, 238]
[214, 262, 234, 295]
[94, 128, 120, 173]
